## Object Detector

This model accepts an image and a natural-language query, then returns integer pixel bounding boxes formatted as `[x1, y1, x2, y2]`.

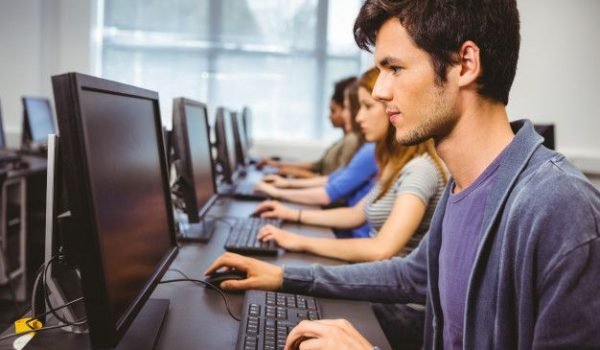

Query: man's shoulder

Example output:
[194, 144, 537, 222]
[506, 150, 600, 254]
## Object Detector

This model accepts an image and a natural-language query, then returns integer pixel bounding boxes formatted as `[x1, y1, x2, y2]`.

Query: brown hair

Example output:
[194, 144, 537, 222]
[345, 81, 365, 145]
[354, 0, 520, 105]
[358, 67, 448, 201]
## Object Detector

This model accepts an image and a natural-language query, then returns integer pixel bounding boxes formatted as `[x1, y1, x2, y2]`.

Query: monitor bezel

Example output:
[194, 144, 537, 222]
[52, 72, 178, 349]
[172, 97, 218, 223]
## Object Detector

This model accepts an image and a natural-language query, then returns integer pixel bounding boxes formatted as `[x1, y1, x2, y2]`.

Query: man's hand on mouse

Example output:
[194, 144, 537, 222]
[204, 252, 284, 292]
[254, 200, 299, 221]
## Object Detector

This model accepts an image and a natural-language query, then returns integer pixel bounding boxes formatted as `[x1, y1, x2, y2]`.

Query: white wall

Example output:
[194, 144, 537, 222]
[0, 0, 93, 146]
[0, 0, 599, 183]
[509, 0, 600, 175]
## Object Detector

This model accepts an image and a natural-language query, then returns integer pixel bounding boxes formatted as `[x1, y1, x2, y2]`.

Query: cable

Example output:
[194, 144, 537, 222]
[42, 255, 87, 327]
[0, 323, 68, 343]
[25, 296, 85, 330]
[0, 280, 86, 344]
[161, 270, 241, 322]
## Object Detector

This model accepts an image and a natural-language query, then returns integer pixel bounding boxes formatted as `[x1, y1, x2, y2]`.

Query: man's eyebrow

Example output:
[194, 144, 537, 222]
[378, 56, 403, 68]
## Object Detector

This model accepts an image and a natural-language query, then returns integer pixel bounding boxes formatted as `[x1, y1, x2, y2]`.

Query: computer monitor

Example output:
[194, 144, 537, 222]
[0, 98, 6, 149]
[214, 107, 238, 183]
[21, 96, 56, 150]
[231, 111, 249, 169]
[171, 97, 218, 224]
[533, 123, 556, 150]
[241, 106, 253, 148]
[162, 127, 174, 170]
[52, 72, 178, 349]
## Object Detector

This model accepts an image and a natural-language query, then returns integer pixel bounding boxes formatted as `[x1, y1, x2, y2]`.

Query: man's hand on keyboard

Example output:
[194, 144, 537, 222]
[285, 319, 373, 350]
[254, 200, 298, 221]
[205, 252, 283, 291]
[258, 225, 306, 252]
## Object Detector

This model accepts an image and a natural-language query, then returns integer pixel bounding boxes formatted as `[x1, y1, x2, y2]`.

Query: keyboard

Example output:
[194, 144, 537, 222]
[236, 290, 321, 350]
[224, 217, 282, 256]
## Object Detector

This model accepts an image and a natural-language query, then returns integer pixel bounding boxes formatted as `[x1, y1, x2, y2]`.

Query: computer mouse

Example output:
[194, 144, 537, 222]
[205, 269, 247, 286]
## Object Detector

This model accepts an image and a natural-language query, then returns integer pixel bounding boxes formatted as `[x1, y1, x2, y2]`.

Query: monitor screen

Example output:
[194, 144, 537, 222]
[0, 98, 6, 148]
[172, 98, 217, 223]
[52, 73, 177, 348]
[215, 108, 238, 183]
[241, 106, 253, 147]
[231, 111, 248, 167]
[23, 97, 56, 143]
[533, 124, 556, 150]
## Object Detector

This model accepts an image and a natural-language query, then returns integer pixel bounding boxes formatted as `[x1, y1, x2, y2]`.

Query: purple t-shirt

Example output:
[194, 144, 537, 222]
[439, 147, 508, 350]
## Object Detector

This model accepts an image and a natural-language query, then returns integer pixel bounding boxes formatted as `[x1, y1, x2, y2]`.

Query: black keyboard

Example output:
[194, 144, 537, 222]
[224, 217, 282, 256]
[236, 290, 321, 350]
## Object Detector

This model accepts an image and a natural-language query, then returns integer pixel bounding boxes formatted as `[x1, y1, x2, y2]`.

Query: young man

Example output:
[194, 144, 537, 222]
[206, 0, 600, 349]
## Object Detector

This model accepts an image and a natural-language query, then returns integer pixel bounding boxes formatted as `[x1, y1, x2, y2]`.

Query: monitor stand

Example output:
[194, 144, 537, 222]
[115, 298, 169, 350]
[31, 298, 170, 349]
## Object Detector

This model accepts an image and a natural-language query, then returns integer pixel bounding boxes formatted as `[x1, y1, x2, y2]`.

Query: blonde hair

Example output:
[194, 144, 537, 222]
[358, 67, 448, 201]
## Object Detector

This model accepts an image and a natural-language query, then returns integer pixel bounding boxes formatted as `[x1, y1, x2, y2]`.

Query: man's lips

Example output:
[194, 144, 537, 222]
[388, 111, 400, 123]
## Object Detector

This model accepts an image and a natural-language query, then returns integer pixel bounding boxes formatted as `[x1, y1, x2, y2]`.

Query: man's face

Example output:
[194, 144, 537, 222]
[329, 101, 345, 129]
[372, 18, 459, 145]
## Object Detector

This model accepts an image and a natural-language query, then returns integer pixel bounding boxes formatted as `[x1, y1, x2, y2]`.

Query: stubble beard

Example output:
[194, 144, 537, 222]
[395, 85, 457, 146]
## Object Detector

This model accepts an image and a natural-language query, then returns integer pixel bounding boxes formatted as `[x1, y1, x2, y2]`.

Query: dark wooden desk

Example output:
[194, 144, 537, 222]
[10, 196, 391, 350]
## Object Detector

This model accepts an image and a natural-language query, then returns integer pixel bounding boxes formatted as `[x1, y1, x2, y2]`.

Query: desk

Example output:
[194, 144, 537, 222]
[11, 196, 391, 349]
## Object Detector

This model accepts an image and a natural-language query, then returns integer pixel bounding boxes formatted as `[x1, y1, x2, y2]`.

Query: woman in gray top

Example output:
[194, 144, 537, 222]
[255, 67, 447, 262]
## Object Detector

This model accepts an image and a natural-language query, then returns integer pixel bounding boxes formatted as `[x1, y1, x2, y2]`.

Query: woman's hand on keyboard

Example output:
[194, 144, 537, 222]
[285, 319, 373, 350]
[204, 252, 283, 291]
[257, 225, 306, 252]
[262, 174, 290, 188]
[254, 200, 297, 221]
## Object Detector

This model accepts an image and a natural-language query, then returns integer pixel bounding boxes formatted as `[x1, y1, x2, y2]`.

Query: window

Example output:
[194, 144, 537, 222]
[98, 0, 362, 141]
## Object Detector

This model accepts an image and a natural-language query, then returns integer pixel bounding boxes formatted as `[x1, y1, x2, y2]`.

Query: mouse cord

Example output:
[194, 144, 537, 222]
[161, 269, 241, 322]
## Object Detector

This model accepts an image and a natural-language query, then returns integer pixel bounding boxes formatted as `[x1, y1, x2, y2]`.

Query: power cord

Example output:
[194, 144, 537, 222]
[0, 259, 87, 344]
[41, 255, 87, 326]
[0, 323, 71, 343]
[162, 268, 240, 322]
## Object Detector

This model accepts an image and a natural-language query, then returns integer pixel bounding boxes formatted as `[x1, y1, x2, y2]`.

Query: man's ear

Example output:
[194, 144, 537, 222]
[457, 40, 481, 88]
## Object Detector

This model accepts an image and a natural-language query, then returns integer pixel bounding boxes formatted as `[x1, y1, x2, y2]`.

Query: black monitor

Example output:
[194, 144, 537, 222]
[241, 106, 253, 148]
[21, 96, 56, 150]
[52, 72, 178, 349]
[533, 123, 556, 150]
[171, 97, 217, 224]
[231, 111, 249, 169]
[214, 107, 238, 183]
[162, 127, 173, 169]
[0, 98, 6, 148]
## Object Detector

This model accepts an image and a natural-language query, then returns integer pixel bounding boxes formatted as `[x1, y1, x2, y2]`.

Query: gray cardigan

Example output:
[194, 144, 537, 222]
[282, 120, 600, 349]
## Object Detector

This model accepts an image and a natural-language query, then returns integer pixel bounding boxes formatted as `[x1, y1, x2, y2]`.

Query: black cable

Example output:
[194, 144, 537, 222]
[42, 255, 87, 326]
[161, 271, 241, 322]
[25, 296, 85, 330]
[0, 323, 68, 343]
